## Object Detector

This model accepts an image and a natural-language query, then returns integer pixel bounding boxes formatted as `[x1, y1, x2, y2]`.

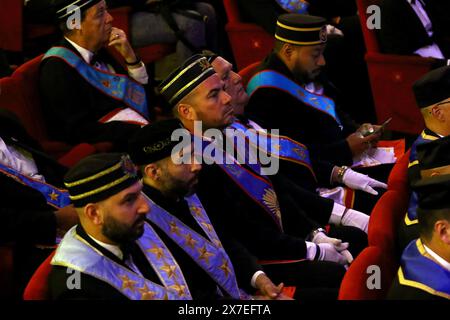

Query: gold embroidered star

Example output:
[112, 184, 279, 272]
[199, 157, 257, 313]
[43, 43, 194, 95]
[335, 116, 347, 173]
[200, 222, 213, 234]
[169, 221, 181, 236]
[147, 245, 165, 260]
[220, 259, 231, 277]
[198, 245, 214, 263]
[169, 284, 187, 297]
[160, 263, 177, 278]
[49, 191, 59, 201]
[119, 274, 138, 292]
[213, 239, 223, 249]
[138, 284, 156, 300]
[190, 205, 202, 217]
[184, 233, 198, 249]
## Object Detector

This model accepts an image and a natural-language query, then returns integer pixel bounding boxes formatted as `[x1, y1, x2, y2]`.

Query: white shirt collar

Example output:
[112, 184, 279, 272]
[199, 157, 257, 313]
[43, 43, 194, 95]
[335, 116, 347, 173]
[423, 244, 450, 272]
[87, 234, 124, 260]
[65, 37, 94, 64]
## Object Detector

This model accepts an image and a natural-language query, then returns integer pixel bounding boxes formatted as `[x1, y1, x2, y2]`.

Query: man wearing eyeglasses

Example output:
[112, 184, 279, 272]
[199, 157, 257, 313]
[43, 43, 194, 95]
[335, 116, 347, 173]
[398, 66, 450, 252]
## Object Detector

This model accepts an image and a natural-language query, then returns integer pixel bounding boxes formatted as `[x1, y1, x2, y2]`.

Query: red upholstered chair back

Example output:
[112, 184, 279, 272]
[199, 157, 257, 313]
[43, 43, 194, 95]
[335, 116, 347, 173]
[238, 61, 260, 88]
[9, 54, 48, 142]
[23, 251, 55, 300]
[223, 0, 274, 70]
[338, 246, 397, 300]
[356, 0, 431, 135]
[387, 149, 411, 193]
[368, 190, 409, 253]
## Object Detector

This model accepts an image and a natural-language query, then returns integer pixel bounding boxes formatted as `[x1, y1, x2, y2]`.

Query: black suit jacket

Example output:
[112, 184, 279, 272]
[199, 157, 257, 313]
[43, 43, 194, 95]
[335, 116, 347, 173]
[379, 0, 449, 57]
[39, 39, 143, 151]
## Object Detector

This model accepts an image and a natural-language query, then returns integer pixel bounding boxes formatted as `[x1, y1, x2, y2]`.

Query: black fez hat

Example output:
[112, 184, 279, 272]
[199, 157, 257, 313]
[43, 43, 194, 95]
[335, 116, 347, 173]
[128, 119, 186, 166]
[413, 174, 450, 211]
[64, 153, 139, 207]
[275, 13, 327, 46]
[158, 54, 216, 107]
[416, 135, 450, 179]
[52, 0, 102, 20]
[413, 66, 450, 109]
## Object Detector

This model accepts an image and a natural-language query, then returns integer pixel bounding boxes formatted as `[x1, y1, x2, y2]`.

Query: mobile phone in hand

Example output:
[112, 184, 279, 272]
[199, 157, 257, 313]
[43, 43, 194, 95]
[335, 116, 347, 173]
[362, 117, 392, 137]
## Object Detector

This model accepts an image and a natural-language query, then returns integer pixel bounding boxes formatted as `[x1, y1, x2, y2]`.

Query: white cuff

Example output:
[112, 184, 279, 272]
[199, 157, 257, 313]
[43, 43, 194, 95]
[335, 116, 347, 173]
[329, 202, 346, 225]
[305, 241, 317, 261]
[251, 271, 266, 289]
[128, 62, 149, 84]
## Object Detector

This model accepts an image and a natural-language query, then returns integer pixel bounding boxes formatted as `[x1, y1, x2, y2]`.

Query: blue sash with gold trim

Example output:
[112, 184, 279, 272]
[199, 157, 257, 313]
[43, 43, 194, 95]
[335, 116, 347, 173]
[405, 131, 440, 224]
[143, 193, 244, 299]
[0, 162, 70, 209]
[275, 0, 309, 13]
[399, 239, 450, 299]
[43, 47, 149, 119]
[247, 70, 341, 126]
[227, 120, 316, 180]
[200, 139, 283, 232]
[52, 225, 192, 300]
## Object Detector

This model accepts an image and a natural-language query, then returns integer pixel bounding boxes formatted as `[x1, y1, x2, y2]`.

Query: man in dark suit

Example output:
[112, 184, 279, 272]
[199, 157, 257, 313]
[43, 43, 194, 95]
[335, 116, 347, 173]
[398, 66, 450, 252]
[379, 0, 450, 60]
[388, 165, 450, 300]
[40, 0, 150, 151]
[51, 152, 284, 300]
[129, 120, 291, 300]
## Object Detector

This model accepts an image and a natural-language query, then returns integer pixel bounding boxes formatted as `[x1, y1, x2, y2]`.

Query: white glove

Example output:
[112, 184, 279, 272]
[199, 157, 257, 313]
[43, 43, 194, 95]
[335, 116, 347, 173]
[341, 209, 369, 233]
[312, 232, 353, 264]
[342, 168, 387, 195]
[316, 243, 348, 266]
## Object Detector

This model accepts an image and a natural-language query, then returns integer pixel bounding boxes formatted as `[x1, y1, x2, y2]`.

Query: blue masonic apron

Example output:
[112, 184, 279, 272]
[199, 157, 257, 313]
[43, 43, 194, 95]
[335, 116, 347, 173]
[398, 239, 450, 299]
[227, 120, 317, 180]
[43, 47, 149, 119]
[143, 193, 246, 299]
[247, 70, 342, 126]
[52, 225, 193, 300]
[405, 131, 439, 225]
[0, 162, 70, 209]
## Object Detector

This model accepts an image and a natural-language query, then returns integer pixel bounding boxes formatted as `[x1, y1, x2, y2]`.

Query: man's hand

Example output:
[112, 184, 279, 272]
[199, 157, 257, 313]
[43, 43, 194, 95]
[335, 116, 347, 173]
[346, 130, 380, 157]
[254, 273, 284, 300]
[107, 27, 139, 67]
[342, 168, 387, 195]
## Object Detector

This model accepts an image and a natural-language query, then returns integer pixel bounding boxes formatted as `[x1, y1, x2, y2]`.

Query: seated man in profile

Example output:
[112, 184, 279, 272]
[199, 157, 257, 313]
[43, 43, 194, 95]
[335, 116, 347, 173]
[40, 0, 150, 151]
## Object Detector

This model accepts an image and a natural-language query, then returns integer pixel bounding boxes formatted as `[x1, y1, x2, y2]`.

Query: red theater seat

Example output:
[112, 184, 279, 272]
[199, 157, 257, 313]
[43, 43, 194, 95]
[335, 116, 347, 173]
[223, 0, 274, 70]
[238, 61, 260, 87]
[387, 149, 411, 193]
[338, 246, 397, 300]
[23, 251, 55, 300]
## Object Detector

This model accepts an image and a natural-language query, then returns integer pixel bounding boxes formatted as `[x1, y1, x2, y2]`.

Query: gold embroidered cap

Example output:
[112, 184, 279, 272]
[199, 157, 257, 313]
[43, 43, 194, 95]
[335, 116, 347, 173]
[275, 13, 327, 46]
[64, 153, 139, 207]
[158, 54, 215, 107]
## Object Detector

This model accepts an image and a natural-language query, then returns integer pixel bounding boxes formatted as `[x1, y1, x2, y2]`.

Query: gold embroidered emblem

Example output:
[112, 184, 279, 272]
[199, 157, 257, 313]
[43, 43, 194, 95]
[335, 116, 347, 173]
[198, 245, 214, 263]
[169, 284, 187, 297]
[49, 191, 59, 201]
[262, 188, 282, 224]
[184, 233, 198, 249]
[147, 245, 165, 260]
[101, 80, 111, 88]
[169, 221, 181, 236]
[220, 259, 231, 277]
[200, 222, 213, 234]
[190, 205, 202, 217]
[119, 274, 138, 292]
[138, 284, 156, 300]
[198, 59, 211, 71]
[160, 263, 177, 278]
